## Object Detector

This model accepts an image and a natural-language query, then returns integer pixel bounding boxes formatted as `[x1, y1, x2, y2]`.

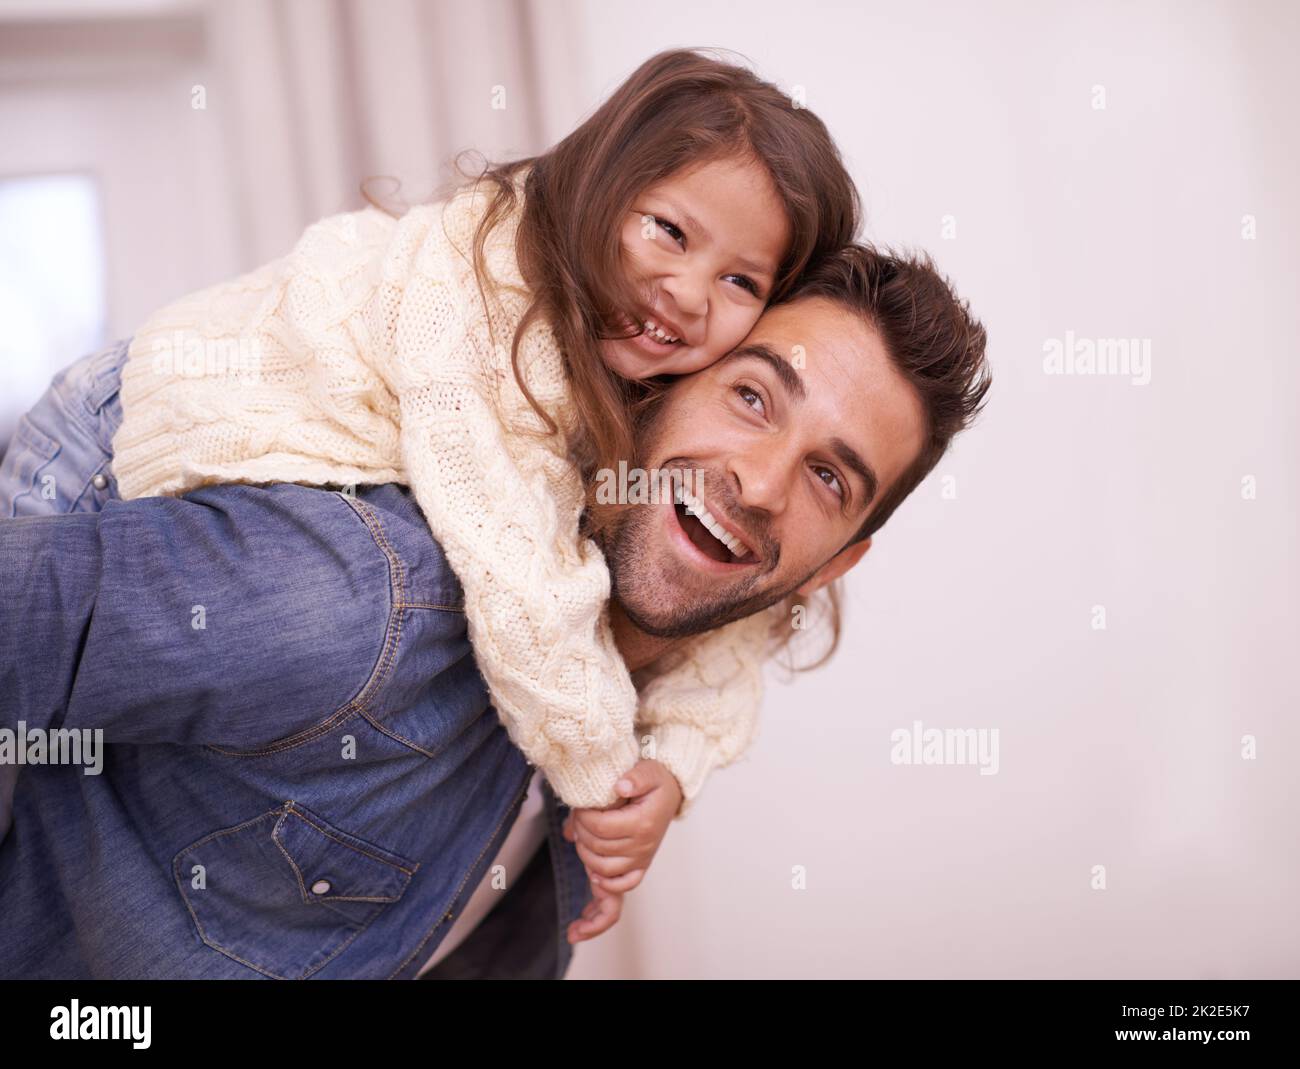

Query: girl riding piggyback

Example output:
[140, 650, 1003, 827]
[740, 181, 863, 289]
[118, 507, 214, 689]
[65, 49, 861, 926]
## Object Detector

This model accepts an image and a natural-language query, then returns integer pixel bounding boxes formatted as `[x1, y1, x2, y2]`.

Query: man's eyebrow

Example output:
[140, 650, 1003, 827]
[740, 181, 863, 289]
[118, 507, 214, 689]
[720, 343, 806, 402]
[830, 436, 878, 507]
[721, 344, 880, 506]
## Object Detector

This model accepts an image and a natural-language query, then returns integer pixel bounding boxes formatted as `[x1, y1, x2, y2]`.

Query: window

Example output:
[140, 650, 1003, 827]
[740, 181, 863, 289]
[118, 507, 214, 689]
[0, 172, 107, 455]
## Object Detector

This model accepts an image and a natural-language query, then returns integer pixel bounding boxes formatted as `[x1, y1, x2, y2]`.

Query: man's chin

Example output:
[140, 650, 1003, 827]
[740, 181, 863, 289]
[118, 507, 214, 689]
[610, 569, 786, 639]
[615, 597, 739, 640]
[613, 595, 722, 640]
[605, 500, 790, 638]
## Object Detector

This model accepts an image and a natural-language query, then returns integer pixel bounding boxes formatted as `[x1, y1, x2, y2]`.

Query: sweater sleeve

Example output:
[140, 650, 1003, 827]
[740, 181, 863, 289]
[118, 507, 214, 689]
[631, 606, 777, 821]
[368, 198, 641, 811]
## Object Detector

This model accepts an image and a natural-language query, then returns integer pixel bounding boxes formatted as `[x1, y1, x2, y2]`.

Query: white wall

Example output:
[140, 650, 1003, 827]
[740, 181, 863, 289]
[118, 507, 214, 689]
[550, 0, 1300, 979]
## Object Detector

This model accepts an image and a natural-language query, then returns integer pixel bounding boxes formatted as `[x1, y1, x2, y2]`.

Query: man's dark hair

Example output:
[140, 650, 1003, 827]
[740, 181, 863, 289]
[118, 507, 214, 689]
[777, 242, 991, 545]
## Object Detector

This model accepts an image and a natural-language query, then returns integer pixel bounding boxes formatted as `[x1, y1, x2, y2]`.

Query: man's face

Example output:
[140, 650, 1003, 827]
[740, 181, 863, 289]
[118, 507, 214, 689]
[606, 296, 928, 638]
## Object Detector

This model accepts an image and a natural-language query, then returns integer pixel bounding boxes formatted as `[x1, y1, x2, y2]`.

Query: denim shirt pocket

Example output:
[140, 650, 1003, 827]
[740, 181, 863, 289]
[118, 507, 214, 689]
[174, 800, 420, 979]
[2, 415, 60, 508]
[0, 341, 126, 517]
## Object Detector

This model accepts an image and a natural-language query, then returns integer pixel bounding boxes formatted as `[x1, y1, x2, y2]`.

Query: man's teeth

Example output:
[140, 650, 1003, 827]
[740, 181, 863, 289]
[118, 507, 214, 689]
[643, 319, 679, 345]
[673, 485, 748, 559]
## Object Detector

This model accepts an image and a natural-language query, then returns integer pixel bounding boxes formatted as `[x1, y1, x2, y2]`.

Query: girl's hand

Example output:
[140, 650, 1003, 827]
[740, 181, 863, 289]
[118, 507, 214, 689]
[562, 759, 682, 895]
[567, 879, 624, 944]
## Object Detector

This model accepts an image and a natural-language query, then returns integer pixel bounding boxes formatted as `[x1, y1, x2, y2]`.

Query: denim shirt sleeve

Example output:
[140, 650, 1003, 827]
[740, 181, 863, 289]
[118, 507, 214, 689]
[0, 483, 393, 747]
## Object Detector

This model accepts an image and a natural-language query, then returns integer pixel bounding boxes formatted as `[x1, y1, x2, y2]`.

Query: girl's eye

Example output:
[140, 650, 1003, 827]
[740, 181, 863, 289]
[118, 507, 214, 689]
[724, 274, 761, 297]
[655, 217, 685, 247]
[814, 466, 845, 501]
[735, 384, 766, 416]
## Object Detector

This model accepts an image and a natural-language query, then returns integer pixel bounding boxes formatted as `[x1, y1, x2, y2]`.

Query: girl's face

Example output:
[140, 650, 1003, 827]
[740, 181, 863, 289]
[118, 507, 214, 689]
[601, 154, 791, 380]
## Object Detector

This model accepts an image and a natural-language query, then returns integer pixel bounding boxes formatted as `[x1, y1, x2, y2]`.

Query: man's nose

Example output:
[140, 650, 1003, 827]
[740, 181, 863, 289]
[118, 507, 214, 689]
[727, 448, 790, 517]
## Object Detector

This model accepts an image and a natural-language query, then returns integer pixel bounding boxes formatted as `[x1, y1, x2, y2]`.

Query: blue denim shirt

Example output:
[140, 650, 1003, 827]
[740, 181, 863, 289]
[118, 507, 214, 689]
[0, 341, 593, 979]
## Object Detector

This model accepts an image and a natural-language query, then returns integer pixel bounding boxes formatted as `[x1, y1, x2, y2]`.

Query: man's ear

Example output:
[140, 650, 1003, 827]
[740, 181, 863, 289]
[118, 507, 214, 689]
[796, 536, 872, 597]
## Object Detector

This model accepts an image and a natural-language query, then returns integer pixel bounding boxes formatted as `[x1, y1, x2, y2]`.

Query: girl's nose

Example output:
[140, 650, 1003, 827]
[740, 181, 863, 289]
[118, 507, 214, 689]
[661, 268, 709, 320]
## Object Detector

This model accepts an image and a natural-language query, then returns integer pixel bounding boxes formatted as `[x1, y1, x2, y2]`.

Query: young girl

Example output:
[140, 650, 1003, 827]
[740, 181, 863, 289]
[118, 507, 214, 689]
[9, 50, 859, 921]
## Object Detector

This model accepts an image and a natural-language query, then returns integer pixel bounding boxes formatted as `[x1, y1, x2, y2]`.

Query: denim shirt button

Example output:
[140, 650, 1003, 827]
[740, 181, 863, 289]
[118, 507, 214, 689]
[310, 879, 332, 895]
[92, 473, 109, 491]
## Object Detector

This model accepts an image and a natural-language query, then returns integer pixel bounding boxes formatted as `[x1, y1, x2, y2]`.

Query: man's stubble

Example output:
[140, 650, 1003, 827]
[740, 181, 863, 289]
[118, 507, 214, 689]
[603, 463, 827, 639]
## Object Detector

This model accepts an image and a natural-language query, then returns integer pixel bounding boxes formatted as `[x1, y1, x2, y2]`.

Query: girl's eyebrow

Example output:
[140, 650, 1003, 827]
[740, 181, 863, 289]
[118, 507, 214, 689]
[658, 195, 708, 240]
[735, 254, 776, 278]
[659, 195, 777, 277]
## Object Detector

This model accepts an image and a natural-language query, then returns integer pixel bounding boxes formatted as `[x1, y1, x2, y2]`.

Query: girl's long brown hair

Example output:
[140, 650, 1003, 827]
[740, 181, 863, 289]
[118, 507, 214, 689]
[458, 48, 860, 538]
[365, 50, 861, 669]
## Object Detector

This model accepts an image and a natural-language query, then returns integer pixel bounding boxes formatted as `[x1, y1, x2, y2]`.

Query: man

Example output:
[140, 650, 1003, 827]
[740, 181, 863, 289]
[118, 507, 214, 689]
[0, 243, 989, 979]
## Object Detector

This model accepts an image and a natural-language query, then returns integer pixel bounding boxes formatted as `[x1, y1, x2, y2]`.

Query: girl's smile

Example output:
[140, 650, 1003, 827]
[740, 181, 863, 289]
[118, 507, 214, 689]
[599, 154, 790, 381]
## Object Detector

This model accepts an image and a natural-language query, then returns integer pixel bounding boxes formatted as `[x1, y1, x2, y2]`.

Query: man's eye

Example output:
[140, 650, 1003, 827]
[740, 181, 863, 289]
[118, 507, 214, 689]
[725, 274, 760, 297]
[655, 217, 685, 247]
[815, 466, 845, 500]
[735, 384, 765, 415]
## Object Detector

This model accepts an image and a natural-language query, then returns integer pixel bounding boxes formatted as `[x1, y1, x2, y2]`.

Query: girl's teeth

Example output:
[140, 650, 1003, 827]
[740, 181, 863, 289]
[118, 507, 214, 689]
[643, 319, 678, 344]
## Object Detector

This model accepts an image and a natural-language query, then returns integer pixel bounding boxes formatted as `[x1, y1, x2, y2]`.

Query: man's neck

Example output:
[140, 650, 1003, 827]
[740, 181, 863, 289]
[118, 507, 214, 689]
[609, 601, 683, 673]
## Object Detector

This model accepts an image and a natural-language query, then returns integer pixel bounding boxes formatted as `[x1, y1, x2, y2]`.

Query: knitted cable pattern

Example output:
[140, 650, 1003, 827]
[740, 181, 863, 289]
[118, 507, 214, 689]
[111, 180, 767, 815]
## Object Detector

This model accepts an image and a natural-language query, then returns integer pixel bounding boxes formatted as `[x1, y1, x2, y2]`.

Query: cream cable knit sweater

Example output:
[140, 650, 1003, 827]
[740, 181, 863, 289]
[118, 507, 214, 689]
[111, 179, 777, 818]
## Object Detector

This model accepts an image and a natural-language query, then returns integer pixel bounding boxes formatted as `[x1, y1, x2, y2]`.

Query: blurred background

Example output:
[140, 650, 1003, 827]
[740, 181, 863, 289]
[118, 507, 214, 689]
[2, 0, 1297, 978]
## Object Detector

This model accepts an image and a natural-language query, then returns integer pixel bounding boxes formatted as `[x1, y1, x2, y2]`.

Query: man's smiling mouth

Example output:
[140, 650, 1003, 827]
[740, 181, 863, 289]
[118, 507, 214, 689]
[671, 483, 758, 565]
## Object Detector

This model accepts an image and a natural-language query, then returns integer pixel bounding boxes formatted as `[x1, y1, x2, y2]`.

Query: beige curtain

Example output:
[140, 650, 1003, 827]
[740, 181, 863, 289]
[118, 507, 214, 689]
[204, 0, 575, 265]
